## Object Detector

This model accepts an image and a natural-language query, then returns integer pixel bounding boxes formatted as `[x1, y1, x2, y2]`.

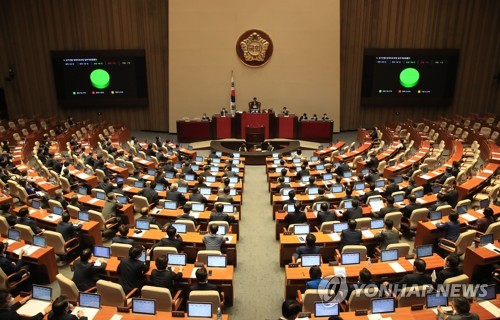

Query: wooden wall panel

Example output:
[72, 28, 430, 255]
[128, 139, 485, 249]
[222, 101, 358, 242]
[340, 0, 500, 130]
[0, 0, 168, 131]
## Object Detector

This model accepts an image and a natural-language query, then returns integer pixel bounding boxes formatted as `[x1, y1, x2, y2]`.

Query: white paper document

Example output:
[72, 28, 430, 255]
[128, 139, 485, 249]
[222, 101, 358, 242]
[460, 213, 476, 221]
[362, 230, 374, 238]
[87, 198, 100, 204]
[388, 262, 406, 273]
[72, 307, 100, 320]
[478, 301, 500, 318]
[328, 233, 341, 242]
[483, 243, 500, 254]
[190, 267, 200, 278]
[333, 266, 346, 276]
[17, 300, 51, 316]
[43, 214, 60, 222]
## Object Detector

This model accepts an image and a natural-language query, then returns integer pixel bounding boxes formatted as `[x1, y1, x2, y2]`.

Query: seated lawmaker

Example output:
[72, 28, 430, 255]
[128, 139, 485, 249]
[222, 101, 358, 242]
[376, 196, 399, 218]
[467, 207, 494, 233]
[151, 226, 184, 254]
[316, 202, 336, 225]
[72, 249, 107, 292]
[401, 195, 421, 219]
[0, 289, 51, 320]
[284, 201, 307, 225]
[202, 224, 226, 251]
[16, 207, 43, 234]
[210, 203, 235, 223]
[306, 266, 327, 290]
[436, 212, 461, 242]
[117, 245, 150, 294]
[112, 225, 135, 245]
[340, 219, 362, 250]
[150, 254, 183, 296]
[293, 233, 320, 261]
[347, 268, 377, 299]
[373, 220, 399, 250]
[190, 267, 223, 300]
[56, 212, 82, 242]
[435, 254, 462, 285]
[176, 204, 198, 225]
[438, 297, 479, 320]
[389, 258, 432, 287]
[48, 295, 88, 320]
[342, 199, 363, 220]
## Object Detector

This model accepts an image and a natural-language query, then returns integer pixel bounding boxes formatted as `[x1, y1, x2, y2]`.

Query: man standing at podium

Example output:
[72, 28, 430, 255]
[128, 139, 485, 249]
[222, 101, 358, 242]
[248, 97, 261, 113]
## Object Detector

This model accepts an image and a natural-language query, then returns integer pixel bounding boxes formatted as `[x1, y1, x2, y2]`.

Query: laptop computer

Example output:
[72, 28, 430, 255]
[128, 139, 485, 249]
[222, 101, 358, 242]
[229, 177, 238, 184]
[414, 189, 424, 198]
[116, 195, 127, 205]
[371, 297, 396, 314]
[187, 302, 213, 318]
[164, 201, 177, 210]
[294, 224, 309, 235]
[210, 166, 219, 173]
[429, 211, 442, 221]
[330, 184, 343, 193]
[343, 170, 353, 178]
[78, 187, 87, 195]
[426, 292, 448, 308]
[216, 225, 227, 235]
[301, 176, 310, 183]
[416, 245, 433, 258]
[134, 181, 145, 188]
[229, 188, 237, 196]
[370, 219, 385, 229]
[375, 179, 385, 188]
[457, 204, 468, 214]
[311, 156, 319, 162]
[231, 167, 239, 173]
[78, 211, 90, 222]
[16, 285, 52, 316]
[31, 199, 41, 209]
[135, 220, 150, 231]
[165, 172, 175, 179]
[200, 187, 211, 196]
[341, 252, 360, 265]
[72, 292, 101, 319]
[116, 176, 125, 184]
[380, 249, 399, 262]
[178, 186, 188, 193]
[393, 193, 405, 203]
[323, 173, 333, 181]
[191, 165, 199, 171]
[95, 191, 106, 200]
[272, 153, 279, 158]
[361, 168, 369, 175]
[33, 235, 46, 247]
[167, 253, 187, 266]
[480, 198, 490, 208]
[300, 254, 321, 267]
[308, 187, 319, 195]
[215, 151, 222, 157]
[315, 302, 339, 317]
[207, 255, 227, 268]
[393, 176, 403, 184]
[174, 163, 182, 169]
[93, 246, 111, 259]
[479, 233, 494, 246]
[233, 153, 240, 159]
[333, 222, 348, 233]
[185, 174, 195, 181]
[316, 164, 325, 170]
[8, 229, 20, 242]
[132, 298, 156, 315]
[52, 206, 63, 216]
[138, 251, 147, 263]
[476, 284, 496, 301]
[223, 204, 234, 213]
[432, 185, 441, 194]
[195, 156, 204, 162]
[171, 223, 187, 234]
[343, 200, 353, 209]
[154, 183, 164, 191]
[206, 176, 216, 183]
[192, 203, 205, 212]
[147, 169, 156, 176]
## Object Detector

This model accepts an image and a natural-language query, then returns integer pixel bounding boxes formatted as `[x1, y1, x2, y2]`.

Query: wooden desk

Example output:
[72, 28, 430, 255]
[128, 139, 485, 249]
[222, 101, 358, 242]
[463, 241, 500, 279]
[2, 237, 58, 283]
[92, 305, 229, 319]
[284, 254, 444, 299]
[456, 163, 499, 200]
[313, 142, 346, 159]
[103, 258, 234, 305]
[383, 141, 430, 178]
[69, 168, 98, 188]
[126, 229, 238, 266]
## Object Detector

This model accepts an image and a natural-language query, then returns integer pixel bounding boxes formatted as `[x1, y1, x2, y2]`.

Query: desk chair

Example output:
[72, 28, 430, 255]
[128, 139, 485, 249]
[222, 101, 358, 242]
[141, 285, 182, 312]
[14, 224, 37, 243]
[138, 151, 147, 159]
[125, 161, 135, 175]
[48, 199, 63, 212]
[56, 273, 96, 303]
[344, 286, 379, 312]
[95, 169, 106, 183]
[436, 205, 452, 217]
[296, 289, 330, 313]
[96, 280, 137, 307]
[401, 208, 428, 235]
[59, 177, 72, 193]
[455, 199, 471, 211]
[189, 291, 224, 313]
[90, 188, 105, 198]
[483, 221, 500, 240]
[132, 195, 150, 214]
[377, 161, 387, 175]
[350, 156, 362, 170]
[384, 212, 402, 230]
[17, 186, 33, 205]
[396, 285, 432, 307]
[355, 217, 372, 230]
[66, 205, 80, 219]
[0, 266, 29, 291]
[315, 221, 340, 233]
[186, 201, 202, 207]
[410, 186, 423, 197]
[49, 170, 60, 184]
[44, 230, 80, 264]
[88, 210, 119, 233]
[0, 216, 10, 236]
[196, 250, 223, 264]
[473, 184, 499, 204]
[110, 243, 132, 258]
[324, 150, 339, 163]
[410, 170, 422, 181]
[384, 243, 410, 258]
[150, 156, 159, 168]
[438, 230, 475, 257]
[208, 221, 231, 234]
[284, 224, 310, 234]
[338, 200, 352, 210]
[174, 219, 199, 232]
[335, 245, 367, 263]
[151, 247, 178, 260]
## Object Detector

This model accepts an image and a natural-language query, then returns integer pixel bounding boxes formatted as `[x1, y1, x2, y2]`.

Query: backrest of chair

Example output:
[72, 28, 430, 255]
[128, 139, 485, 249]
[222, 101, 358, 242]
[59, 177, 71, 193]
[409, 208, 429, 229]
[485, 221, 500, 240]
[126, 177, 138, 185]
[455, 199, 471, 210]
[7, 180, 19, 197]
[456, 230, 476, 255]
[443, 176, 455, 187]
[319, 221, 339, 232]
[152, 247, 178, 260]
[366, 195, 383, 205]
[96, 280, 125, 306]
[188, 291, 221, 314]
[95, 169, 106, 182]
[66, 205, 79, 219]
[436, 205, 452, 217]
[141, 285, 173, 312]
[0, 216, 10, 236]
[48, 199, 63, 212]
[207, 221, 229, 233]
[175, 219, 196, 232]
[342, 245, 367, 261]
[302, 289, 330, 313]
[44, 230, 66, 255]
[397, 285, 431, 307]
[386, 243, 410, 258]
[0, 268, 8, 290]
[410, 186, 423, 196]
[88, 210, 105, 230]
[110, 243, 132, 258]
[196, 250, 223, 264]
[443, 274, 469, 285]
[132, 195, 149, 213]
[348, 287, 379, 311]
[355, 218, 371, 230]
[384, 212, 402, 230]
[125, 161, 135, 174]
[17, 188, 31, 204]
[14, 224, 35, 243]
[56, 274, 79, 302]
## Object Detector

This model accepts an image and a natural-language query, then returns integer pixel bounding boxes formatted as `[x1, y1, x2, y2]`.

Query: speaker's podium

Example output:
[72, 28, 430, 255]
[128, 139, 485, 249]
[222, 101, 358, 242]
[245, 126, 265, 144]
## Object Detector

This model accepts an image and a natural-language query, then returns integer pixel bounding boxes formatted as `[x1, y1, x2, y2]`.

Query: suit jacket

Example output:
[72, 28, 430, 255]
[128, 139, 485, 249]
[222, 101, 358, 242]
[190, 282, 223, 299]
[340, 229, 362, 249]
[436, 267, 462, 285]
[384, 183, 400, 198]
[151, 236, 184, 253]
[209, 212, 235, 223]
[97, 181, 113, 194]
[443, 189, 459, 208]
[276, 183, 291, 194]
[48, 312, 88, 320]
[167, 191, 186, 206]
[343, 207, 363, 220]
[437, 220, 461, 242]
[284, 211, 307, 225]
[0, 307, 44, 320]
[373, 229, 399, 250]
[112, 235, 135, 246]
[139, 188, 159, 205]
[56, 221, 82, 241]
[334, 164, 350, 176]
[72, 259, 107, 291]
[317, 210, 336, 225]
[176, 213, 197, 226]
[363, 190, 380, 203]
[0, 255, 22, 275]
[446, 313, 479, 320]
[313, 195, 330, 203]
[293, 245, 320, 260]
[397, 273, 433, 286]
[16, 217, 42, 234]
[189, 193, 207, 204]
[216, 194, 234, 204]
[401, 203, 421, 219]
[102, 199, 121, 221]
[117, 257, 150, 293]
[377, 205, 399, 218]
[150, 268, 183, 295]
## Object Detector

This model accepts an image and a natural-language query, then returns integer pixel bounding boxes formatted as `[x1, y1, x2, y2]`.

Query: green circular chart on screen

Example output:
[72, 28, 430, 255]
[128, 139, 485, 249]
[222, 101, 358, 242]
[399, 68, 420, 88]
[90, 69, 110, 89]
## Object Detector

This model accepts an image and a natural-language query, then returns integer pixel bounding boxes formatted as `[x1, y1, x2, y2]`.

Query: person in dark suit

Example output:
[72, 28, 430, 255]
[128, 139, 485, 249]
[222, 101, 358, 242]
[150, 226, 183, 254]
[149, 254, 183, 296]
[216, 186, 234, 204]
[56, 212, 82, 242]
[189, 187, 207, 204]
[181, 162, 195, 176]
[436, 212, 461, 242]
[72, 249, 107, 292]
[383, 177, 399, 198]
[163, 160, 176, 174]
[467, 207, 494, 233]
[313, 188, 329, 203]
[437, 166, 453, 185]
[439, 297, 479, 320]
[117, 245, 150, 294]
[340, 219, 362, 250]
[137, 207, 162, 229]
[176, 204, 198, 226]
[317, 203, 336, 225]
[0, 290, 51, 320]
[154, 171, 170, 188]
[340, 187, 355, 201]
[0, 202, 17, 226]
[276, 176, 291, 194]
[373, 220, 399, 250]
[199, 166, 212, 178]
[347, 268, 377, 299]
[428, 193, 449, 212]
[365, 153, 379, 171]
[334, 159, 350, 177]
[16, 208, 43, 234]
[97, 176, 113, 195]
[220, 107, 228, 116]
[189, 267, 223, 300]
[0, 242, 28, 288]
[210, 203, 235, 223]
[392, 259, 433, 286]
[435, 254, 462, 285]
[112, 225, 135, 245]
[248, 97, 261, 113]
[376, 196, 400, 219]
[450, 161, 461, 178]
[166, 183, 186, 206]
[401, 195, 421, 219]
[193, 176, 207, 190]
[280, 300, 301, 320]
[362, 183, 380, 204]
[138, 181, 159, 206]
[293, 233, 320, 260]
[342, 199, 363, 220]
[283, 189, 297, 207]
[284, 201, 307, 225]
[404, 178, 417, 197]
[48, 295, 88, 320]
[299, 113, 308, 121]
[295, 164, 310, 180]
[442, 183, 459, 209]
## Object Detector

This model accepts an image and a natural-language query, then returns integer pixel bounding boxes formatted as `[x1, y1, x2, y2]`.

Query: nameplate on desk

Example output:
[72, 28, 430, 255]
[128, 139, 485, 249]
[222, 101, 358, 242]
[194, 262, 205, 268]
[283, 231, 292, 235]
[411, 304, 424, 310]
[288, 263, 298, 268]
[116, 306, 129, 313]
[172, 311, 185, 317]
[354, 309, 368, 316]
[199, 231, 208, 235]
